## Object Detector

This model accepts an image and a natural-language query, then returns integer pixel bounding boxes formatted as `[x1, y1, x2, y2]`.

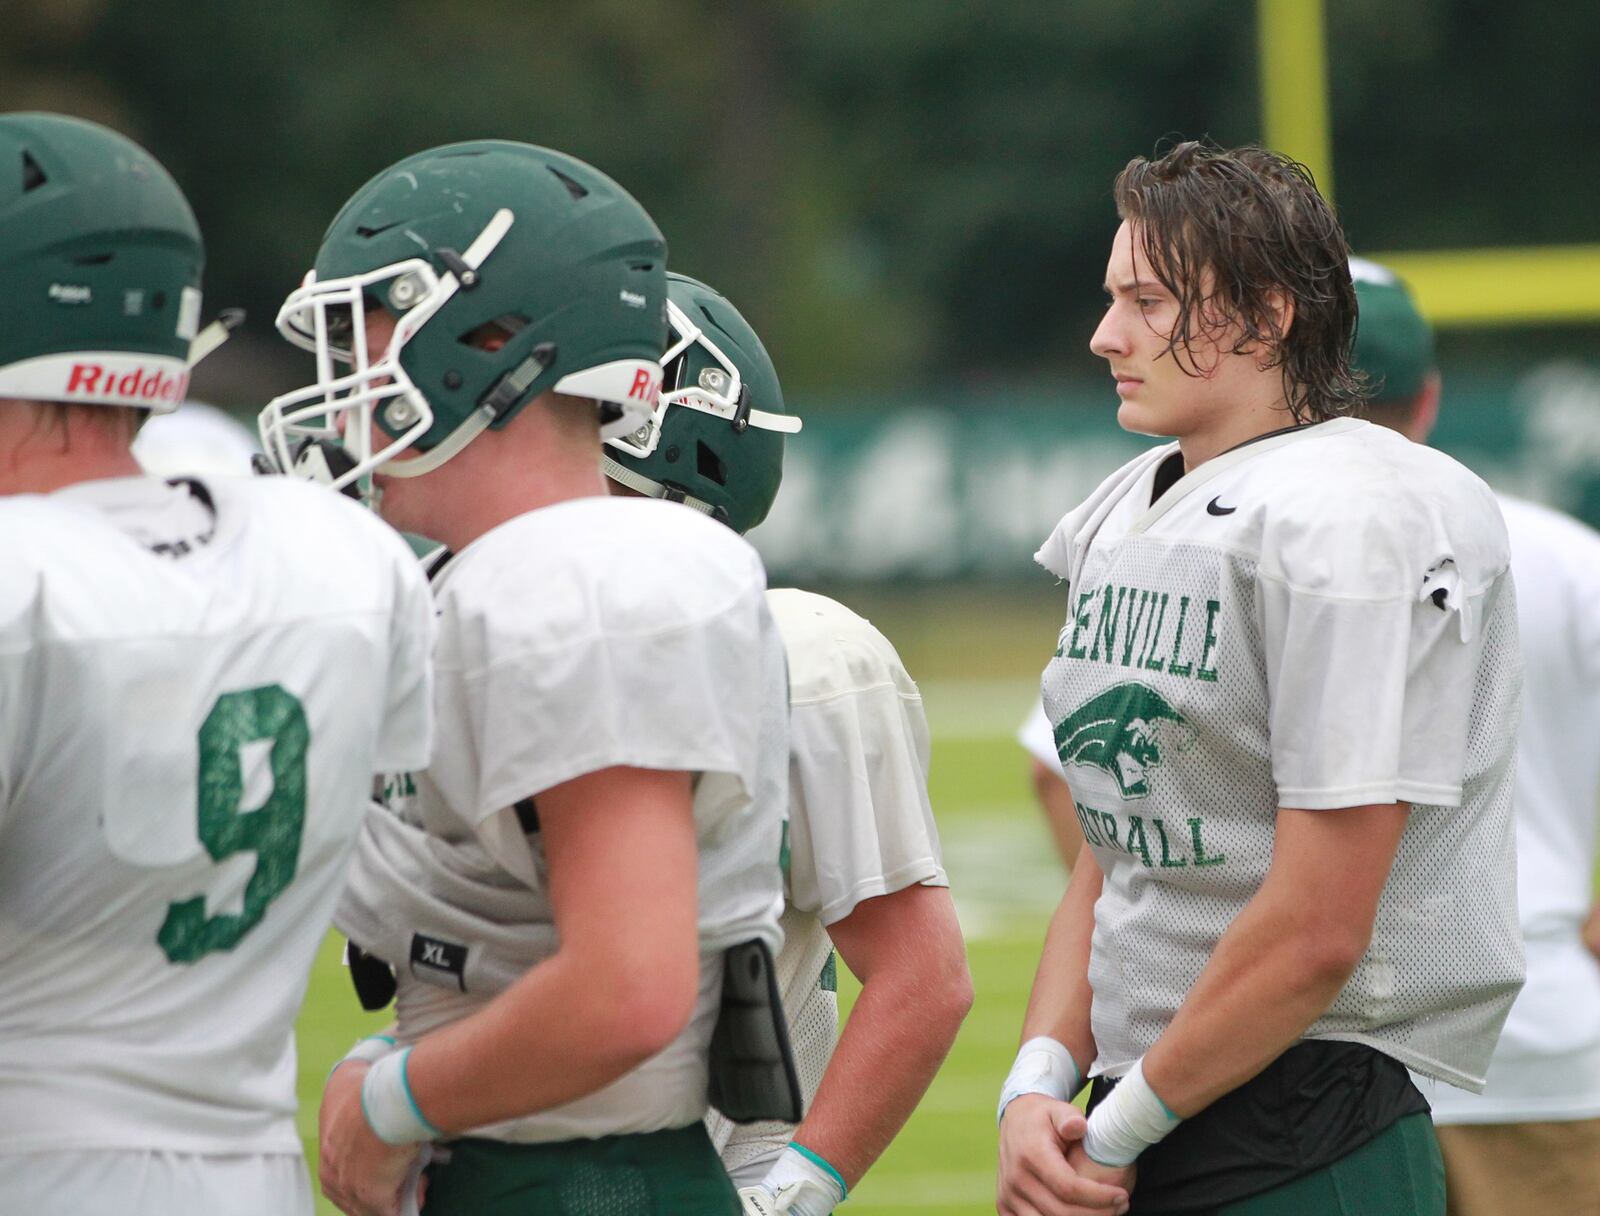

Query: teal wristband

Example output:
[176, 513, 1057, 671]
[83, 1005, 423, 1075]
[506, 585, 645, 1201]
[361, 1046, 442, 1145]
[327, 1033, 396, 1081]
[790, 1142, 848, 1200]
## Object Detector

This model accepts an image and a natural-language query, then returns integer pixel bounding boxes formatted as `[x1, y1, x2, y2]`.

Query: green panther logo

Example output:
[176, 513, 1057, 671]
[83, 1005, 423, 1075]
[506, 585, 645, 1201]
[1054, 682, 1188, 799]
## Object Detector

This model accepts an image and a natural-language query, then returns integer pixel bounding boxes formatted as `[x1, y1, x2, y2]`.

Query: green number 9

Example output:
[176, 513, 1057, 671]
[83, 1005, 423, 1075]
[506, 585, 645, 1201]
[158, 685, 309, 964]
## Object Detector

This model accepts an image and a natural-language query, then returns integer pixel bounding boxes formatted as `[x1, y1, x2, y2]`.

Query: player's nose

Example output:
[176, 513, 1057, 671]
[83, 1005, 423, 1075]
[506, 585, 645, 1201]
[1090, 306, 1128, 359]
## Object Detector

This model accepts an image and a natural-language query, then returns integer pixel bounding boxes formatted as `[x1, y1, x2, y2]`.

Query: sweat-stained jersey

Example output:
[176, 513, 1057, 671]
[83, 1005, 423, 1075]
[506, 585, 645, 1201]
[707, 589, 949, 1177]
[0, 476, 433, 1160]
[1037, 418, 1523, 1092]
[335, 495, 789, 1144]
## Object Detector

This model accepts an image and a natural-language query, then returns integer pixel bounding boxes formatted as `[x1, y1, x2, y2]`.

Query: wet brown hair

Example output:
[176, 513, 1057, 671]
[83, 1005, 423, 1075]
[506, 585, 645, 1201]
[1113, 141, 1367, 422]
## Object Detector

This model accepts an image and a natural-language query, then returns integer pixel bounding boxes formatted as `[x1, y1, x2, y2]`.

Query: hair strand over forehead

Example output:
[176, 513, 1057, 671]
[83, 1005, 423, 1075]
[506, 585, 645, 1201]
[1113, 140, 1368, 423]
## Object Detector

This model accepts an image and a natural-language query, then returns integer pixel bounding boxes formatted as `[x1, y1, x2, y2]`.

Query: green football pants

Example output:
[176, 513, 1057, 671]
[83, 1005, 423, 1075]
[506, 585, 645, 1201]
[420, 1123, 740, 1215]
[1215, 1113, 1446, 1216]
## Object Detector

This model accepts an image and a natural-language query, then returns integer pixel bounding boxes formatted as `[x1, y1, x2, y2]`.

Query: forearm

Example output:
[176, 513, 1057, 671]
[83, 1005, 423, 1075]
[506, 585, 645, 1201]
[1142, 887, 1358, 1117]
[403, 946, 675, 1134]
[1019, 847, 1102, 1072]
[791, 953, 970, 1186]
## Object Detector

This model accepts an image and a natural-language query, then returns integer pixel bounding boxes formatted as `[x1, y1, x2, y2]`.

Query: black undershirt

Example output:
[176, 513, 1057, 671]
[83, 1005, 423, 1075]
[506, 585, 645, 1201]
[1087, 1040, 1430, 1214]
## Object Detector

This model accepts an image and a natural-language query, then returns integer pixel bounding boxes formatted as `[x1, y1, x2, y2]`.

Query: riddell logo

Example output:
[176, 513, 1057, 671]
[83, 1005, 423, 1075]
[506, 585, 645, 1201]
[65, 361, 189, 405]
[627, 368, 659, 404]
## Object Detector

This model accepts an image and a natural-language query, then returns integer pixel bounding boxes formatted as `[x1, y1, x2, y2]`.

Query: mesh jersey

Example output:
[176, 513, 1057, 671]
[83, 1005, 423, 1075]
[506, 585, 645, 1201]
[0, 476, 433, 1156]
[708, 589, 948, 1172]
[335, 496, 788, 1143]
[1037, 419, 1523, 1091]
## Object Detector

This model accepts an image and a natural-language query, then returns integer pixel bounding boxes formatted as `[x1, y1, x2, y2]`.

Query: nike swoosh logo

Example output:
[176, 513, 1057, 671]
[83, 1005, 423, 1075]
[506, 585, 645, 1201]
[1206, 497, 1237, 516]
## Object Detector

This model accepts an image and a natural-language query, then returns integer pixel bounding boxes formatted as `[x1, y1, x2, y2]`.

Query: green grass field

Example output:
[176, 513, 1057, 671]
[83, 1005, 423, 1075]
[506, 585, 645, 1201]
[293, 588, 1071, 1215]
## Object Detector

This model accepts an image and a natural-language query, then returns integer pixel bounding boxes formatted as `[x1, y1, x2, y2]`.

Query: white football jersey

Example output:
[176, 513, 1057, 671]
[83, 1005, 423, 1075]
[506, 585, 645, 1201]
[708, 589, 949, 1173]
[1430, 494, 1600, 1123]
[0, 475, 433, 1158]
[1037, 418, 1523, 1092]
[336, 495, 788, 1143]
[133, 400, 260, 479]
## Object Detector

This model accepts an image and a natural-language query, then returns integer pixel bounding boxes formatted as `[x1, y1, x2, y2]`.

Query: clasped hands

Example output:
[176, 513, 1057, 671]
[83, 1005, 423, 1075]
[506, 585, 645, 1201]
[997, 1095, 1134, 1216]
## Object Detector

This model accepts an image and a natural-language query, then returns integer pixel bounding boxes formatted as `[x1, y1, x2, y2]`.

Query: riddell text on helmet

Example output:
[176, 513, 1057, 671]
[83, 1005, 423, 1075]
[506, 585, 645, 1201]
[66, 361, 190, 405]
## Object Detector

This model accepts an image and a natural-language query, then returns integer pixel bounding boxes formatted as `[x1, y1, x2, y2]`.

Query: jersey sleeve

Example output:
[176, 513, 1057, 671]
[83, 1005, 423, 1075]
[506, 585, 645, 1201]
[777, 595, 947, 924]
[1036, 444, 1175, 585]
[372, 539, 436, 774]
[1259, 484, 1513, 811]
[428, 519, 776, 829]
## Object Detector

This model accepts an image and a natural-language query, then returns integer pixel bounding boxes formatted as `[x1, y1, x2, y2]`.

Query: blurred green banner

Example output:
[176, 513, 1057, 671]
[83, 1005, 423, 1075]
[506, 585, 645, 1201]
[754, 361, 1600, 582]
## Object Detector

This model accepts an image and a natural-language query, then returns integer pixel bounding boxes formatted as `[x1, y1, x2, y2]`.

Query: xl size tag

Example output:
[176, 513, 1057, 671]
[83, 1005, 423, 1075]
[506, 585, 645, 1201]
[409, 933, 468, 992]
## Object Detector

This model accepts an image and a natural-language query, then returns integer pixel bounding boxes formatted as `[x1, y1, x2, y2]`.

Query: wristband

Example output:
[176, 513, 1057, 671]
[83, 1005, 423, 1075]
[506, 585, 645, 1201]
[756, 1143, 847, 1216]
[1081, 1057, 1181, 1166]
[360, 1047, 442, 1145]
[328, 1033, 397, 1080]
[997, 1035, 1081, 1125]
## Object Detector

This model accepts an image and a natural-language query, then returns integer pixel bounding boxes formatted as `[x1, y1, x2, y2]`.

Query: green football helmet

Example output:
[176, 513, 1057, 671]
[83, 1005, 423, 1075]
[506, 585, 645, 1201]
[603, 273, 799, 533]
[259, 140, 668, 500]
[0, 113, 204, 412]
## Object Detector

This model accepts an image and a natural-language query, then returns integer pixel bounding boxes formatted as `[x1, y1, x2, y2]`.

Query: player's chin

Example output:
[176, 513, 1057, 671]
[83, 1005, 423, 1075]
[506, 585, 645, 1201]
[1116, 396, 1175, 438]
[371, 475, 418, 529]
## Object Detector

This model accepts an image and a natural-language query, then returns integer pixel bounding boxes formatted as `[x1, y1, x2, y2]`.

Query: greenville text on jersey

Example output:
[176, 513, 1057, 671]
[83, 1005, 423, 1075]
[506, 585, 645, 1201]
[1052, 579, 1229, 870]
[1055, 582, 1222, 683]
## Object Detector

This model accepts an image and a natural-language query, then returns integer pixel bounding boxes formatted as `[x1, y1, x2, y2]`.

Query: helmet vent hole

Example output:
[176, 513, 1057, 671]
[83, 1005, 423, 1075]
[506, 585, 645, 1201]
[72, 252, 115, 267]
[696, 441, 728, 487]
[21, 151, 46, 192]
[458, 314, 528, 350]
[548, 167, 589, 200]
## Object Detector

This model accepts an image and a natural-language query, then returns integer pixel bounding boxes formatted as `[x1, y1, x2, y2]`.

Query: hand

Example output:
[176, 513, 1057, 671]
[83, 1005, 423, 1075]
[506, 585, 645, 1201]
[737, 1178, 837, 1215]
[319, 1061, 426, 1216]
[1583, 901, 1600, 963]
[1066, 1141, 1136, 1196]
[997, 1095, 1131, 1216]
[739, 1185, 779, 1215]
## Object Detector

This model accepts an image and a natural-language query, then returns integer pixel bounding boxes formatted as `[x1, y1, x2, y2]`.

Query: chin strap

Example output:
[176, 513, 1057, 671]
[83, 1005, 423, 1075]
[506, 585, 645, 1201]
[600, 454, 717, 518]
[187, 308, 246, 368]
[377, 405, 496, 479]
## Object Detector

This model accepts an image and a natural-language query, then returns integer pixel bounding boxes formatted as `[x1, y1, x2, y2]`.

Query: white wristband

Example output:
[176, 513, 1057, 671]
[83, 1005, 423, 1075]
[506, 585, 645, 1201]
[753, 1143, 847, 1216]
[360, 1047, 442, 1145]
[1081, 1058, 1181, 1166]
[997, 1035, 1081, 1125]
[329, 1033, 397, 1080]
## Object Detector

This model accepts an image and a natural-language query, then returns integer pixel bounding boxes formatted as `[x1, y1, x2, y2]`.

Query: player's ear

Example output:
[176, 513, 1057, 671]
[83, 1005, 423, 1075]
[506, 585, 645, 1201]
[1412, 372, 1442, 443]
[1265, 289, 1294, 342]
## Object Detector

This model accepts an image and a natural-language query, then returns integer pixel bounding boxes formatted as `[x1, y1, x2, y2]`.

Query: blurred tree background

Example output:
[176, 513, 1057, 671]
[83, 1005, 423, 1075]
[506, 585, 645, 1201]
[1, 0, 1594, 407]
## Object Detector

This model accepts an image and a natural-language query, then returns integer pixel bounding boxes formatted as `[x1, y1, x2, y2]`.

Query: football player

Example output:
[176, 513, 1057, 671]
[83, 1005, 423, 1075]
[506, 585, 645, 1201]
[604, 273, 974, 1216]
[261, 142, 791, 1216]
[0, 114, 434, 1216]
[996, 142, 1522, 1216]
[1352, 258, 1600, 1215]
